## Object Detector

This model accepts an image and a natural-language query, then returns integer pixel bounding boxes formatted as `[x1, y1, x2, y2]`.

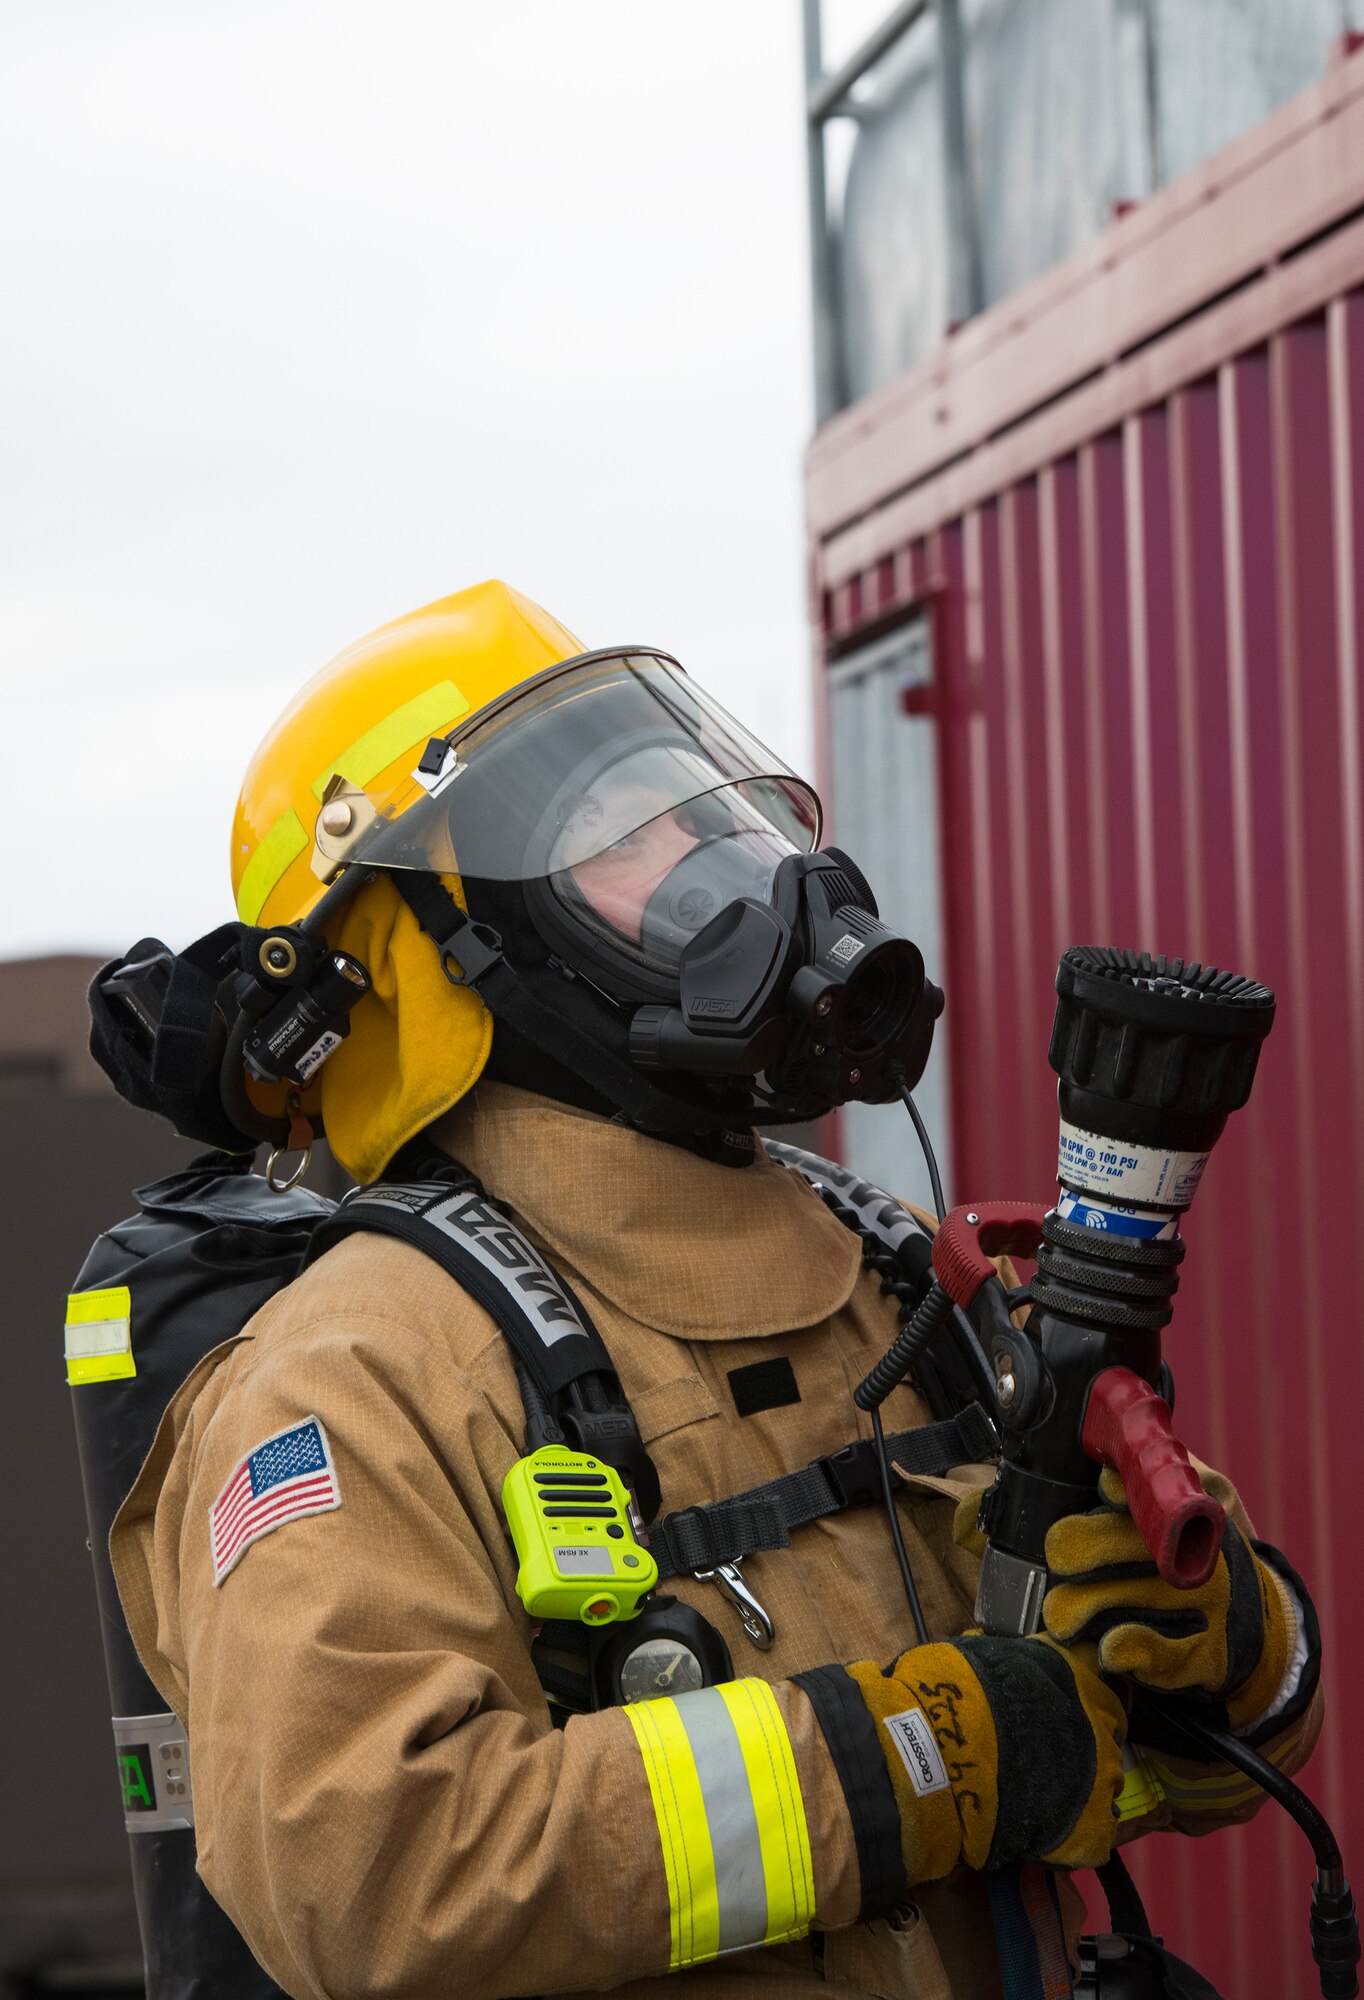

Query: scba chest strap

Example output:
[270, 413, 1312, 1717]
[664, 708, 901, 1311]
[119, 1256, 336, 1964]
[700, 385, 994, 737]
[313, 1148, 998, 1584]
[650, 1402, 998, 1578]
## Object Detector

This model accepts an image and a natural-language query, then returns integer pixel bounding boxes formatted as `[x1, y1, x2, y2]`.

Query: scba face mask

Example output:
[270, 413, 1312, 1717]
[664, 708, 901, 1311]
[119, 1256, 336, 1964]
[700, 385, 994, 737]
[311, 647, 944, 1120]
[625, 844, 943, 1115]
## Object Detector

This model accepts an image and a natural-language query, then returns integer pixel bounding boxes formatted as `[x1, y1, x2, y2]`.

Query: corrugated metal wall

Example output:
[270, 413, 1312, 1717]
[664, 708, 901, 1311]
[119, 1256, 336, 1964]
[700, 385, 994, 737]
[807, 48, 1364, 1998]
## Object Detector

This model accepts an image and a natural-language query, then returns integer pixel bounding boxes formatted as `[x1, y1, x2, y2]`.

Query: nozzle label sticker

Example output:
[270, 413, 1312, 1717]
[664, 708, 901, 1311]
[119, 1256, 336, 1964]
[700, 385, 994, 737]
[884, 1707, 949, 1797]
[1056, 1191, 1180, 1241]
[1057, 1120, 1209, 1209]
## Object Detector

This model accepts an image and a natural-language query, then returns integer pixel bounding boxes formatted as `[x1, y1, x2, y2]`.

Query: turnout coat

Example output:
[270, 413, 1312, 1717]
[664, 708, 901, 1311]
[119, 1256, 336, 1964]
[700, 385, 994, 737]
[111, 1082, 1321, 2000]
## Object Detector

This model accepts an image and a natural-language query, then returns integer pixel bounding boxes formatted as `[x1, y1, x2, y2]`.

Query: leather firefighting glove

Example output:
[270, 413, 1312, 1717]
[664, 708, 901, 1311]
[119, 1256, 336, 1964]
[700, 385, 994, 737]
[1039, 1466, 1295, 1731]
[845, 1634, 1127, 1881]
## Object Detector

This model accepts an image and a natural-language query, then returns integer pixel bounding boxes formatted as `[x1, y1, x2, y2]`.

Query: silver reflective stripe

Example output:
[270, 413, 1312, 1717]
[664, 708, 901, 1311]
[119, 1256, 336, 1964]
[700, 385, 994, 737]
[675, 1687, 770, 1953]
[424, 1188, 589, 1347]
[624, 1677, 815, 1968]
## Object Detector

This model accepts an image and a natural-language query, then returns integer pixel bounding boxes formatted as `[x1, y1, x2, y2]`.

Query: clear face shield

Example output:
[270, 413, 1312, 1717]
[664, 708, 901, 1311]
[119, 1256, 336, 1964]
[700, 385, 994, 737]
[316, 650, 822, 982]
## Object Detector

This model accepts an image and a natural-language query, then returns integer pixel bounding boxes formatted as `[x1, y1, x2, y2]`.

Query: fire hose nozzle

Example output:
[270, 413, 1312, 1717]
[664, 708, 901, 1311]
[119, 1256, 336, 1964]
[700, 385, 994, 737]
[1081, 1365, 1225, 1587]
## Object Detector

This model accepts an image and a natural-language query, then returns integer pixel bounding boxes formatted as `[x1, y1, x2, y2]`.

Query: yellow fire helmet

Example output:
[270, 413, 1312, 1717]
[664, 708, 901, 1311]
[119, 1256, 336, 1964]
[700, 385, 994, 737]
[232, 580, 586, 1183]
[230, 577, 823, 1184]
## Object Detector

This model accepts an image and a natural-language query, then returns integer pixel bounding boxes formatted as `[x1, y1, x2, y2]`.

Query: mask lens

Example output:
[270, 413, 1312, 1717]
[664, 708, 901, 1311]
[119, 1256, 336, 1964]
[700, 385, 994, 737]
[563, 807, 705, 944]
[556, 787, 802, 973]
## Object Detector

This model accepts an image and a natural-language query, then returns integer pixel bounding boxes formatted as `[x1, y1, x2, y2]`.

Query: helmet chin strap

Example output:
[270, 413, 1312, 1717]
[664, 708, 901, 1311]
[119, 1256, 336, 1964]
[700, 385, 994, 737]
[392, 871, 756, 1137]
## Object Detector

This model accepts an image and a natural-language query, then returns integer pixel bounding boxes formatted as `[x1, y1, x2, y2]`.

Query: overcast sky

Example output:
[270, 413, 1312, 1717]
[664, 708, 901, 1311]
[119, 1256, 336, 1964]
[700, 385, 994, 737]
[2, 2, 884, 959]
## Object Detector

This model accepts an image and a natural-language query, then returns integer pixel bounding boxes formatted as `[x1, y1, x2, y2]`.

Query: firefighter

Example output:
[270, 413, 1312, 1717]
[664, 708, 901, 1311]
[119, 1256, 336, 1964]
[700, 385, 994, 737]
[111, 580, 1322, 1999]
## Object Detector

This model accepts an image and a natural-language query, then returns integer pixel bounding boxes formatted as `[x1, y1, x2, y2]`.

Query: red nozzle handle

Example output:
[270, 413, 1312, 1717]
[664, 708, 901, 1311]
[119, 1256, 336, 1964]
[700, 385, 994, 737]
[932, 1202, 1048, 1307]
[1081, 1366, 1226, 1588]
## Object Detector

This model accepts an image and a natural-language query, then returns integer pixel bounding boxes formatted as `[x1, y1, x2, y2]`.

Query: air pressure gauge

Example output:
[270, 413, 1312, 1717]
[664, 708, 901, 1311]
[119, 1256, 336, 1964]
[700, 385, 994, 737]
[589, 1597, 734, 1709]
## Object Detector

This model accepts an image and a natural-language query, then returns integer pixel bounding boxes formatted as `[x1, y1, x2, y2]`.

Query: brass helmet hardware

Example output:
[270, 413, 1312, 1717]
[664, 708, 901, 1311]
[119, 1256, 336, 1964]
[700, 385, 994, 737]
[311, 775, 381, 884]
[258, 935, 300, 980]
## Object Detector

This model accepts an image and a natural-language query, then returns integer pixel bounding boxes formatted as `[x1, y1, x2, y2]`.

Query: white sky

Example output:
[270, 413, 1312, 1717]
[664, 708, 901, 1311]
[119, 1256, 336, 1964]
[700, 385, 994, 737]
[1, 1, 888, 960]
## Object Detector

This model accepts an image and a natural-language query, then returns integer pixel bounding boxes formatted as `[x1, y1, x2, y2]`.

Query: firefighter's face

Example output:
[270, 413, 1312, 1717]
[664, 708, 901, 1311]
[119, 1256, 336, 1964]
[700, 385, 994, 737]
[569, 802, 701, 943]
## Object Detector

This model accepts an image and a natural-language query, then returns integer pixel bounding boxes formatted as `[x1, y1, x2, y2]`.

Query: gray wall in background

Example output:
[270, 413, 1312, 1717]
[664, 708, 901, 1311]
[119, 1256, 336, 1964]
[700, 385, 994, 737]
[827, 617, 953, 1211]
[0, 956, 350, 1982]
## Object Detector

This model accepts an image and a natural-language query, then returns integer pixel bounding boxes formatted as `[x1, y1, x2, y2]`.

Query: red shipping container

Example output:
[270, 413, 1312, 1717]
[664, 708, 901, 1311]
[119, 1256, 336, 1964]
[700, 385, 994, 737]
[806, 45, 1364, 1998]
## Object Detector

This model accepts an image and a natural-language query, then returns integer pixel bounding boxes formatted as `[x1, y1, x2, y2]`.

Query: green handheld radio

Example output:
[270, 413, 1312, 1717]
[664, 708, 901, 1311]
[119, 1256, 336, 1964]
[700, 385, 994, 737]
[502, 1446, 659, 1624]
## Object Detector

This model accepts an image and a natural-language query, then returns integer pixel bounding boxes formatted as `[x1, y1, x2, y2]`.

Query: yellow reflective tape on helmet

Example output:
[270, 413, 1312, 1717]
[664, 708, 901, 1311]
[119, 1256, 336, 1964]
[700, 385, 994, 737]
[236, 807, 309, 926]
[65, 1286, 135, 1385]
[309, 680, 471, 801]
[624, 1678, 814, 1970]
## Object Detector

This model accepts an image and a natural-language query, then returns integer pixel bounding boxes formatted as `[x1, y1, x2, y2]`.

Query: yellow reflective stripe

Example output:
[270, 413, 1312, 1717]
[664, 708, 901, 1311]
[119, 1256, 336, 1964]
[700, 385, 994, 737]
[65, 1286, 135, 1385]
[626, 1693, 721, 1968]
[68, 1352, 136, 1386]
[237, 808, 308, 926]
[1144, 1728, 1302, 1813]
[310, 680, 470, 800]
[624, 1679, 813, 1971]
[66, 1286, 132, 1326]
[715, 1678, 815, 1944]
[1116, 1750, 1166, 1823]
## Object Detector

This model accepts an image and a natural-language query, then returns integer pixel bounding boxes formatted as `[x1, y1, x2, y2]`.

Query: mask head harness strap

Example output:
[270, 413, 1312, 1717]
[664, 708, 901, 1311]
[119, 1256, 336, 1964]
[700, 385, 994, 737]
[391, 869, 736, 1137]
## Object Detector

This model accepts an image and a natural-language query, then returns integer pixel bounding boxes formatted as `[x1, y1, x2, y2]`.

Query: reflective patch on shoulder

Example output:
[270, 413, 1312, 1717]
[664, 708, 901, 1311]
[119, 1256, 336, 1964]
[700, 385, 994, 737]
[210, 1416, 341, 1586]
[66, 1287, 135, 1384]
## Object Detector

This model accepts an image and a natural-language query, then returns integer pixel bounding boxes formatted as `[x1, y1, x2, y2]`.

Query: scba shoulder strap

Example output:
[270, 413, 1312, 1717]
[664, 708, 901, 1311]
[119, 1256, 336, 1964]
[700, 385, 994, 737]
[313, 1142, 998, 1584]
[765, 1142, 997, 1423]
[649, 1402, 998, 1580]
[306, 1149, 665, 1520]
[309, 1169, 615, 1405]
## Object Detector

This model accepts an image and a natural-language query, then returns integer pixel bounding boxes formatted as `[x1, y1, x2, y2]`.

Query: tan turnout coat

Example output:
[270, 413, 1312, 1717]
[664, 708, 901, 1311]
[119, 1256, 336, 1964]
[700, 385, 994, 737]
[111, 1082, 1320, 2000]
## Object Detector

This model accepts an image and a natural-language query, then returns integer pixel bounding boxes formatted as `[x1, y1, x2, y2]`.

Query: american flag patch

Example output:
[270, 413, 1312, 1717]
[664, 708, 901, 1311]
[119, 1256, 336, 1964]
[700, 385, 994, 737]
[209, 1416, 341, 1586]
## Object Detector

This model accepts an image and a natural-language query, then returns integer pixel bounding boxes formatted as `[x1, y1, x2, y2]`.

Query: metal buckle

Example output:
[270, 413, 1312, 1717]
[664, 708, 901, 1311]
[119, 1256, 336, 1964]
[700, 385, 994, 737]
[693, 1558, 775, 1651]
